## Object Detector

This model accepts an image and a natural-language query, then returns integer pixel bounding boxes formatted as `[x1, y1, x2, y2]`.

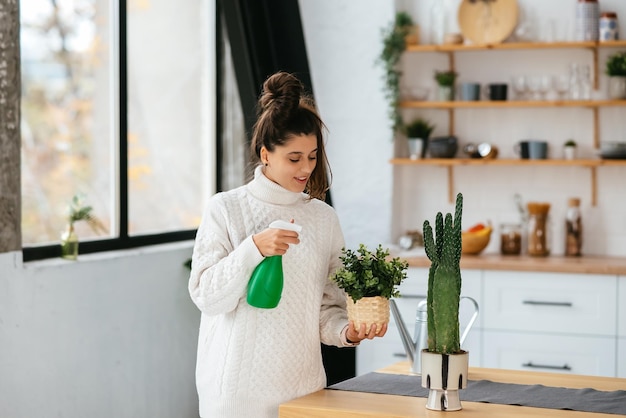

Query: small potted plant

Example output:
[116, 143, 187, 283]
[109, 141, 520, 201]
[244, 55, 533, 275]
[404, 118, 436, 159]
[421, 193, 468, 411]
[378, 11, 415, 135]
[434, 70, 458, 101]
[563, 139, 577, 160]
[332, 244, 408, 334]
[605, 51, 626, 99]
[61, 194, 105, 260]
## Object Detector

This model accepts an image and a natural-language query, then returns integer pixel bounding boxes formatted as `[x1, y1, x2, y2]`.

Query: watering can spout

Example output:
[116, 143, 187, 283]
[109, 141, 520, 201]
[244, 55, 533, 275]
[389, 296, 479, 375]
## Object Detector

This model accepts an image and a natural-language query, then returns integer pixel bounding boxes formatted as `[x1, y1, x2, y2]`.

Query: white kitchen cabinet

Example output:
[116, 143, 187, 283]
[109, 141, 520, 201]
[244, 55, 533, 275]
[619, 339, 626, 378]
[483, 330, 616, 377]
[356, 267, 483, 375]
[483, 271, 617, 336]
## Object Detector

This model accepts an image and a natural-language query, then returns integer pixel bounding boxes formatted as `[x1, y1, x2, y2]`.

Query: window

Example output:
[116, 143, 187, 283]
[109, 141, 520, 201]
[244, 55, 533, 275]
[20, 0, 216, 260]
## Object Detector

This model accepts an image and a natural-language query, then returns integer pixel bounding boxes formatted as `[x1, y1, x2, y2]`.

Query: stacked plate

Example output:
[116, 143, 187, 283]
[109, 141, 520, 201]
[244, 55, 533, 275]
[599, 142, 626, 159]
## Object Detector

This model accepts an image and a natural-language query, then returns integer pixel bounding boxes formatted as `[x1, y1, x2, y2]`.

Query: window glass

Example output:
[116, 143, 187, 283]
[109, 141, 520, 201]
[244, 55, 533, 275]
[20, 0, 114, 245]
[127, 0, 212, 235]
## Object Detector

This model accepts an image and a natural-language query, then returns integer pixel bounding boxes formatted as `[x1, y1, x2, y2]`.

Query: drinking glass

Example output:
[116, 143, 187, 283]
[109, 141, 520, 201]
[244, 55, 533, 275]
[552, 74, 569, 100]
[511, 75, 527, 100]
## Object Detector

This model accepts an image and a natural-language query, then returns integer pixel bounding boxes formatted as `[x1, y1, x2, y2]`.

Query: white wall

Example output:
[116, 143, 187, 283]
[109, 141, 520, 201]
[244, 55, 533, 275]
[0, 244, 200, 418]
[301, 0, 626, 256]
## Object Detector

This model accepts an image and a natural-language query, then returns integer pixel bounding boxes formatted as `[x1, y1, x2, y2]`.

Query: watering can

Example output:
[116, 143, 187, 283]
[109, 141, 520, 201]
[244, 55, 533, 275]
[389, 296, 479, 374]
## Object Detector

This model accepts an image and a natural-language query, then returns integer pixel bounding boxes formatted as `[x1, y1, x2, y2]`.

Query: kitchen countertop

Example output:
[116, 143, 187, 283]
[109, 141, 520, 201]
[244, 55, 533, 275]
[278, 361, 626, 417]
[402, 253, 626, 275]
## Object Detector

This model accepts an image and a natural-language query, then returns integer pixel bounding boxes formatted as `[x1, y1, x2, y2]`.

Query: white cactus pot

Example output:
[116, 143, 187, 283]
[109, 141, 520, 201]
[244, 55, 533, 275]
[421, 349, 469, 411]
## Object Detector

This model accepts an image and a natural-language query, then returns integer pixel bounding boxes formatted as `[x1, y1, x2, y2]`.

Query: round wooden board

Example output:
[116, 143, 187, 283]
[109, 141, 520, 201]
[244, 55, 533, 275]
[458, 0, 519, 45]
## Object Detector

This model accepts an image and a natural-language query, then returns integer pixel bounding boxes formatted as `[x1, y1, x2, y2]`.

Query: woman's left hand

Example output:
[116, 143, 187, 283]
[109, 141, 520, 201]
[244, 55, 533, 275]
[346, 321, 387, 343]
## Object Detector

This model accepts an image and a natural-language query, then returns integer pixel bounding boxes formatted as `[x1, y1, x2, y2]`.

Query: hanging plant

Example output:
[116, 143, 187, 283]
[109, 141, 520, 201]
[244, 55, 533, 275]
[377, 11, 414, 135]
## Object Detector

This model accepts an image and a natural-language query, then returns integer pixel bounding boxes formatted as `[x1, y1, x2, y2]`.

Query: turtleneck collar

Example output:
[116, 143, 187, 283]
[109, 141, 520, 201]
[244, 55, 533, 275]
[247, 165, 306, 205]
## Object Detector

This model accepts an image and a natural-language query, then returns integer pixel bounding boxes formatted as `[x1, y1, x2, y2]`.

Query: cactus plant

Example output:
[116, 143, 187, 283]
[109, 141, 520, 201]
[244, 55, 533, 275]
[423, 192, 463, 354]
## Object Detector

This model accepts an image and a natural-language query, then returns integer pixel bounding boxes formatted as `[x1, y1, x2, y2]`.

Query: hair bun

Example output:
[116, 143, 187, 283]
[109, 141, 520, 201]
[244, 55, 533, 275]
[259, 72, 304, 127]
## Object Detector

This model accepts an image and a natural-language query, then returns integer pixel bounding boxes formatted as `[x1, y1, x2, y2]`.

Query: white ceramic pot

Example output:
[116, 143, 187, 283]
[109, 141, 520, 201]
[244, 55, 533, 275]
[421, 350, 469, 411]
[608, 76, 626, 99]
[407, 138, 424, 160]
[564, 145, 577, 160]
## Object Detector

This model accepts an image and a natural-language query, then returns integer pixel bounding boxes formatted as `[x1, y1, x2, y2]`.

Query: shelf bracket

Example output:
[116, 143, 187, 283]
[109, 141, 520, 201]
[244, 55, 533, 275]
[448, 166, 454, 203]
[593, 107, 599, 149]
[591, 166, 597, 207]
[592, 46, 599, 90]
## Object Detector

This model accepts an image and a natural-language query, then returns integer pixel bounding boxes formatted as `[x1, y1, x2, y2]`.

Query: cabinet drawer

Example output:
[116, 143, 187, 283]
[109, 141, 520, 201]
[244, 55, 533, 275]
[617, 276, 626, 338]
[483, 271, 616, 335]
[483, 330, 616, 377]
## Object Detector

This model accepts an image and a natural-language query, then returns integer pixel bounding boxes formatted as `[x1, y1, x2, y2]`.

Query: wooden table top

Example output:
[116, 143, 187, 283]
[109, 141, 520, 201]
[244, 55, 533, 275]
[278, 362, 626, 417]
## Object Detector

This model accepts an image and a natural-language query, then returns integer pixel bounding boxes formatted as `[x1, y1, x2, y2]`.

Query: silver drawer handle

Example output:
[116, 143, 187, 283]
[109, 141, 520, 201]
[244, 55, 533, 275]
[522, 362, 572, 371]
[522, 300, 573, 307]
[393, 352, 408, 358]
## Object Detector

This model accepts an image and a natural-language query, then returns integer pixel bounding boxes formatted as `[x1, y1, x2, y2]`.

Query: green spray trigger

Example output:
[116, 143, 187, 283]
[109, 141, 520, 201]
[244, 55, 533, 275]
[247, 220, 302, 309]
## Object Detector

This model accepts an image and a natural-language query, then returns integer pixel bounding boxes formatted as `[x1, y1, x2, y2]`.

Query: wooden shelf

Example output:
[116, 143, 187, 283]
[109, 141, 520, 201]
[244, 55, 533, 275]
[399, 99, 626, 109]
[389, 158, 626, 167]
[391, 158, 626, 207]
[405, 40, 626, 53]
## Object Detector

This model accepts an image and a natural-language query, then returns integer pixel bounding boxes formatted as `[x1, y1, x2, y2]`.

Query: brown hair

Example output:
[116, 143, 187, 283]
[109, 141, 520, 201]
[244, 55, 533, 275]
[250, 71, 331, 200]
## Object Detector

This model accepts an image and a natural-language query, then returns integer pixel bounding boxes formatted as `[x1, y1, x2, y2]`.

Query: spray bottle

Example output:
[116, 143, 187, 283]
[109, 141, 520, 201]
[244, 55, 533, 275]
[247, 220, 302, 309]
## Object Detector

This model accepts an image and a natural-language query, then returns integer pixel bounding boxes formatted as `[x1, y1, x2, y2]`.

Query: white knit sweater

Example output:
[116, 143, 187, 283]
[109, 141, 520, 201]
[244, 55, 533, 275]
[188, 166, 351, 418]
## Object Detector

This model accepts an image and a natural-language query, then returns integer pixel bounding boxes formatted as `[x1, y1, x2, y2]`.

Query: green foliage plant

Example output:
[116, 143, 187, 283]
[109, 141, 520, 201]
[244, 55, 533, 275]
[423, 192, 464, 355]
[605, 51, 626, 76]
[434, 70, 458, 87]
[564, 139, 577, 147]
[67, 193, 105, 233]
[332, 244, 408, 302]
[378, 11, 414, 135]
[404, 118, 435, 139]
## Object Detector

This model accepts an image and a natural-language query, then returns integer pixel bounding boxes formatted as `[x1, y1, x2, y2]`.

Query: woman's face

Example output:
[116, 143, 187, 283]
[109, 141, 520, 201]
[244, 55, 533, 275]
[261, 133, 318, 193]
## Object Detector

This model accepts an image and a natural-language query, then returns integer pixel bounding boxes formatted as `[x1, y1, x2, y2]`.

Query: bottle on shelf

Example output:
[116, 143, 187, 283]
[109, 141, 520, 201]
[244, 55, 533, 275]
[527, 202, 551, 257]
[565, 198, 583, 257]
[429, 0, 446, 45]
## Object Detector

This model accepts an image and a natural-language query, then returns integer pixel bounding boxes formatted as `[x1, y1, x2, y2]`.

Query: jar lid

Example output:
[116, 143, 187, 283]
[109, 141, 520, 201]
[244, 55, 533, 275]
[601, 12, 618, 18]
[568, 197, 581, 207]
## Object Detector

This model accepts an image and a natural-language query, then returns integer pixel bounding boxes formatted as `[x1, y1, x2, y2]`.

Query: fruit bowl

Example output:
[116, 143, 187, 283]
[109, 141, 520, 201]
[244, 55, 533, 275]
[461, 225, 492, 255]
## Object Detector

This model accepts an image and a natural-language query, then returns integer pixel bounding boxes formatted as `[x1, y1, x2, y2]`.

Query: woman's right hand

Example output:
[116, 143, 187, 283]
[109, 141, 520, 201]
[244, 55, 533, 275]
[252, 226, 300, 257]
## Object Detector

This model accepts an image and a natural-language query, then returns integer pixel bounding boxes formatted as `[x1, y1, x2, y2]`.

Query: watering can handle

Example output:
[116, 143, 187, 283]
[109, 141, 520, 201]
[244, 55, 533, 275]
[460, 296, 479, 346]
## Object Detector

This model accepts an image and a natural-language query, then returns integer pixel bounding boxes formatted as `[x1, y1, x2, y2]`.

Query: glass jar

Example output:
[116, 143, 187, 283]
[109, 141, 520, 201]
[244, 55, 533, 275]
[60, 223, 79, 260]
[500, 223, 522, 255]
[565, 197, 583, 256]
[527, 213, 551, 256]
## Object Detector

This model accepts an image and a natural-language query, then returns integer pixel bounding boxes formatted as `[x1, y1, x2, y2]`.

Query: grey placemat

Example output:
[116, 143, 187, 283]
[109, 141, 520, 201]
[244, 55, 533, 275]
[328, 372, 626, 415]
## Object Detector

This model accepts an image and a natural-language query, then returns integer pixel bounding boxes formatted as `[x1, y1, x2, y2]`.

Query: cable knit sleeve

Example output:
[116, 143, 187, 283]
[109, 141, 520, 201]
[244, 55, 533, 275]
[319, 208, 350, 347]
[188, 194, 264, 316]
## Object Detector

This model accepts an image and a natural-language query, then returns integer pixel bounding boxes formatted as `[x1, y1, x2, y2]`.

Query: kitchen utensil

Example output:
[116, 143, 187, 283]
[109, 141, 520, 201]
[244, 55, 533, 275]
[458, 0, 519, 44]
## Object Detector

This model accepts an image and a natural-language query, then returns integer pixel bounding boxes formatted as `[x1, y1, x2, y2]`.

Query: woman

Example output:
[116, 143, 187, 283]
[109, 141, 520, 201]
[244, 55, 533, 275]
[188, 71, 386, 418]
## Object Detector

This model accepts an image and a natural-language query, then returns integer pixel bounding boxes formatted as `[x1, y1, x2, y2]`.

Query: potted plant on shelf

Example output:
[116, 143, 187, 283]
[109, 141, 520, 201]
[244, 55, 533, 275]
[563, 139, 577, 160]
[378, 11, 415, 136]
[434, 70, 458, 101]
[605, 51, 626, 99]
[61, 193, 106, 260]
[332, 244, 408, 335]
[421, 192, 468, 411]
[404, 117, 435, 159]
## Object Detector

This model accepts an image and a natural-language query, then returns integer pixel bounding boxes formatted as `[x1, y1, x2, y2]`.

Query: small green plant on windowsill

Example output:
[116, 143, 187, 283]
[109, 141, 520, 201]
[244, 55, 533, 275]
[61, 194, 105, 260]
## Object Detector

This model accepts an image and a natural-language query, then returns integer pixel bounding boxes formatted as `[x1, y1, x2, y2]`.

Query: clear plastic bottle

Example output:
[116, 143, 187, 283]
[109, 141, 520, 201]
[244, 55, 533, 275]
[565, 198, 583, 256]
[579, 65, 592, 100]
[429, 0, 446, 45]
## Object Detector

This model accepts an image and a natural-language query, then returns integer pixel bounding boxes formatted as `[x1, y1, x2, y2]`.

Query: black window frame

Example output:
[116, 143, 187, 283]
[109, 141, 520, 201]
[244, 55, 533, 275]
[22, 0, 221, 262]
